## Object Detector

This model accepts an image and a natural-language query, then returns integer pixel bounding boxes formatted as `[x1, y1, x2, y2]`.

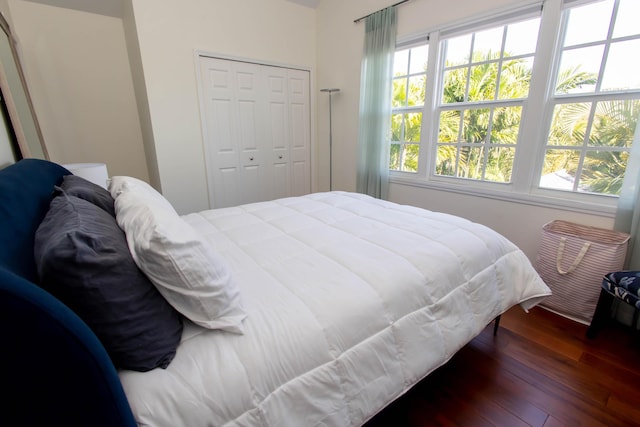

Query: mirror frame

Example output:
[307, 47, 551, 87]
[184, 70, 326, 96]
[0, 11, 47, 160]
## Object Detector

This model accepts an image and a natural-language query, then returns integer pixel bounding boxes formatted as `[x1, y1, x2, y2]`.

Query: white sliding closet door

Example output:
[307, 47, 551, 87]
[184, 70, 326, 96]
[198, 56, 310, 209]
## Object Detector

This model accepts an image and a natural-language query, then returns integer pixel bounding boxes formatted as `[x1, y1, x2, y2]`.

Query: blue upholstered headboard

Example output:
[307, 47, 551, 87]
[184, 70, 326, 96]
[0, 159, 136, 427]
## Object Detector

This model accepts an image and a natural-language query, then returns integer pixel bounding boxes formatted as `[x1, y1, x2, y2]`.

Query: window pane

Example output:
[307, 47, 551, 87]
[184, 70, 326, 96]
[389, 143, 419, 172]
[391, 112, 423, 144]
[393, 49, 409, 77]
[491, 107, 522, 144]
[548, 103, 591, 146]
[540, 149, 580, 190]
[468, 64, 498, 102]
[438, 110, 461, 142]
[442, 68, 468, 103]
[389, 143, 401, 170]
[556, 46, 602, 94]
[409, 45, 429, 74]
[504, 18, 540, 57]
[485, 146, 515, 182]
[579, 150, 628, 195]
[445, 34, 472, 66]
[404, 112, 422, 142]
[407, 75, 426, 106]
[462, 108, 490, 142]
[590, 100, 640, 147]
[457, 146, 484, 179]
[498, 57, 533, 99]
[391, 113, 402, 141]
[436, 145, 457, 176]
[613, 0, 640, 38]
[392, 77, 407, 108]
[401, 143, 420, 172]
[564, 0, 613, 47]
[473, 27, 504, 60]
[601, 39, 640, 91]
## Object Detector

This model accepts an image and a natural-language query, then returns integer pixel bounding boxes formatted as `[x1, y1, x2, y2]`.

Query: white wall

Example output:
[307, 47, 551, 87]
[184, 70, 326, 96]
[128, 0, 317, 214]
[316, 0, 614, 262]
[7, 0, 148, 180]
[122, 0, 160, 190]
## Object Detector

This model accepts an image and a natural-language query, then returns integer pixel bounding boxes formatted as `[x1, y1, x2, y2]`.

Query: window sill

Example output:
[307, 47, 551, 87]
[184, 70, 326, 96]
[389, 174, 617, 218]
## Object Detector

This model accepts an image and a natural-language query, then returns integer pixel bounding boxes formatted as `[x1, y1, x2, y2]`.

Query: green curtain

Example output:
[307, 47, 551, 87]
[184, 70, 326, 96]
[356, 6, 397, 199]
[614, 111, 640, 270]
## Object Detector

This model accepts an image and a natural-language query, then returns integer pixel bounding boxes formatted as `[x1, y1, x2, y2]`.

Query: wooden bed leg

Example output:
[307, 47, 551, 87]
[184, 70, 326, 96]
[493, 315, 501, 336]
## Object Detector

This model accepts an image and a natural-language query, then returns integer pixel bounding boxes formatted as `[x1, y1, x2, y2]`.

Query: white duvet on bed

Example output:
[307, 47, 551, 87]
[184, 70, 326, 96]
[119, 192, 550, 427]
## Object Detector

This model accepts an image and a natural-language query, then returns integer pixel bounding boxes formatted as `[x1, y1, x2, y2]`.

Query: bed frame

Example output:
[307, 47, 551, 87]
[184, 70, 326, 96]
[0, 159, 136, 426]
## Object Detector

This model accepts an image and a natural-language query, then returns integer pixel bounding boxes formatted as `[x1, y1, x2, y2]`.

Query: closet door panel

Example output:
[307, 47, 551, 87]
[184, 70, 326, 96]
[287, 69, 310, 196]
[217, 167, 241, 208]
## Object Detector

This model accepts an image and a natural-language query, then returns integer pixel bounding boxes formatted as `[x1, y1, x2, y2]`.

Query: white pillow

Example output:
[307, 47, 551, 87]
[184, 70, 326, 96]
[108, 176, 246, 333]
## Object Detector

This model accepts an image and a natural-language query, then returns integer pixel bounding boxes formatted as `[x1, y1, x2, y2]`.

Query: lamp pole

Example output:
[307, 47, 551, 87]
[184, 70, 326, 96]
[320, 88, 340, 191]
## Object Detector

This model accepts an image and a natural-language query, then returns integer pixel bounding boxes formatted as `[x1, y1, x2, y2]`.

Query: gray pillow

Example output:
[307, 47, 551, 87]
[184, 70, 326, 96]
[60, 174, 115, 217]
[34, 192, 183, 372]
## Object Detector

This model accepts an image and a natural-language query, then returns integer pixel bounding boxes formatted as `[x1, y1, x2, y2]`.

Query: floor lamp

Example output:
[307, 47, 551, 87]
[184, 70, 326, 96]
[320, 88, 339, 191]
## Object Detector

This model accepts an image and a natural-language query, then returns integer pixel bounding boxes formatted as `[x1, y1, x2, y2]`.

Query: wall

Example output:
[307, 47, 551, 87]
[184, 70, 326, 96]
[122, 0, 160, 190]
[316, 0, 613, 262]
[128, 0, 317, 214]
[7, 0, 148, 180]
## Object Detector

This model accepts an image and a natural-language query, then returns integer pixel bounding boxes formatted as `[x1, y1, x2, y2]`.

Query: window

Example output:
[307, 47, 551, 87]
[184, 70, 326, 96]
[389, 0, 640, 209]
[390, 44, 428, 172]
[435, 17, 540, 183]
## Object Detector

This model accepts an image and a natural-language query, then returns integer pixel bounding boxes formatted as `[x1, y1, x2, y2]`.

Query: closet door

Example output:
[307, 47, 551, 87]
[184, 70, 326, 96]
[199, 57, 266, 208]
[264, 66, 290, 200]
[199, 56, 310, 209]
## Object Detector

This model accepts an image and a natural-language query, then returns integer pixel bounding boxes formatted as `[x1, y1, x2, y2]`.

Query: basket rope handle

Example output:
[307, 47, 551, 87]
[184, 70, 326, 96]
[556, 237, 591, 275]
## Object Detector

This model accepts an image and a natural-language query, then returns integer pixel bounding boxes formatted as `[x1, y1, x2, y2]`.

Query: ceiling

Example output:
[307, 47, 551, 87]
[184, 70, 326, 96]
[23, 0, 123, 18]
[285, 0, 319, 8]
[23, 0, 318, 18]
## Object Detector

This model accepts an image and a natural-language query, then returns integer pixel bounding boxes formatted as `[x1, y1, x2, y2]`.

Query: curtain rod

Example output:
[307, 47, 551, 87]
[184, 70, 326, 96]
[354, 0, 410, 23]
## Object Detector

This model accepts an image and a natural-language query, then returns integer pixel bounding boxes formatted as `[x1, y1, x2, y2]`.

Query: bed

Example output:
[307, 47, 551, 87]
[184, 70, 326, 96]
[0, 158, 551, 427]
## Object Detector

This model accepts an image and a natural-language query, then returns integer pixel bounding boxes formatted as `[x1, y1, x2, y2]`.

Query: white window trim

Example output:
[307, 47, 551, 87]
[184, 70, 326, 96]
[390, 0, 631, 216]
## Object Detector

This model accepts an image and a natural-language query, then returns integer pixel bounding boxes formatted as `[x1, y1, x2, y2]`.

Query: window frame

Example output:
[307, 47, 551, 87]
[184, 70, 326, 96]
[389, 0, 640, 216]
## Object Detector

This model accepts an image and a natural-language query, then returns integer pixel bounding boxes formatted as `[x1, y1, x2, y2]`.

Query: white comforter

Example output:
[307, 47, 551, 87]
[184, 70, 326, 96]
[120, 192, 550, 427]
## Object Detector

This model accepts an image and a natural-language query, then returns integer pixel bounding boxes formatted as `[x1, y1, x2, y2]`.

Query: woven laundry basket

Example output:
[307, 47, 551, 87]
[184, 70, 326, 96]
[535, 220, 630, 324]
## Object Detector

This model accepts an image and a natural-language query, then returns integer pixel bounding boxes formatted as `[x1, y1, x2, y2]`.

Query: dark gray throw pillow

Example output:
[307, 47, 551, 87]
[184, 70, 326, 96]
[60, 174, 116, 217]
[34, 192, 183, 372]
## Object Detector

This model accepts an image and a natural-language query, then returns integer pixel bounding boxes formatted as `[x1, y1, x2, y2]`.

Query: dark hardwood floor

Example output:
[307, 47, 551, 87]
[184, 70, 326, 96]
[365, 306, 640, 426]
